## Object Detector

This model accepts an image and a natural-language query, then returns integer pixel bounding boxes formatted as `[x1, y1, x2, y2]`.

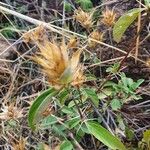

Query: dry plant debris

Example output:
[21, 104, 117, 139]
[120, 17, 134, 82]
[23, 26, 85, 89]
[88, 30, 104, 48]
[74, 8, 94, 29]
[101, 7, 116, 27]
[0, 102, 23, 120]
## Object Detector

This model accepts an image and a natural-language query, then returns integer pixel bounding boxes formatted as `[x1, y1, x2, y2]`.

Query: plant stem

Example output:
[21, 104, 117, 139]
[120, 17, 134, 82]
[73, 98, 84, 119]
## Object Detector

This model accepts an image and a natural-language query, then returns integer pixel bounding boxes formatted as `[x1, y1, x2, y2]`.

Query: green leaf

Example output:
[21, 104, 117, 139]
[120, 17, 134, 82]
[86, 74, 97, 81]
[113, 8, 145, 43]
[75, 0, 93, 10]
[98, 88, 112, 99]
[52, 125, 67, 138]
[62, 106, 74, 114]
[117, 115, 125, 131]
[60, 140, 73, 150]
[28, 88, 58, 130]
[131, 79, 144, 90]
[59, 89, 69, 105]
[125, 127, 134, 141]
[66, 116, 80, 129]
[120, 73, 128, 87]
[0, 25, 18, 38]
[68, 100, 78, 108]
[81, 123, 90, 134]
[40, 115, 58, 129]
[75, 127, 85, 140]
[86, 121, 126, 150]
[84, 88, 99, 107]
[111, 99, 122, 111]
[127, 78, 134, 89]
[106, 63, 120, 74]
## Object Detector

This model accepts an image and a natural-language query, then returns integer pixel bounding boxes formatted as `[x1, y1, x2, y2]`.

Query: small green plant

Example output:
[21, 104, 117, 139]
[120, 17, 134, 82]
[25, 26, 128, 150]
[99, 71, 144, 111]
[29, 86, 127, 150]
[26, 26, 144, 149]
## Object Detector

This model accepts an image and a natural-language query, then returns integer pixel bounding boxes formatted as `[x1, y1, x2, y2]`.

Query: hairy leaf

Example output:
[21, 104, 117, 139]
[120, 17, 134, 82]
[28, 88, 57, 130]
[84, 88, 99, 107]
[40, 115, 58, 129]
[86, 121, 126, 150]
[113, 8, 145, 43]
[111, 99, 121, 111]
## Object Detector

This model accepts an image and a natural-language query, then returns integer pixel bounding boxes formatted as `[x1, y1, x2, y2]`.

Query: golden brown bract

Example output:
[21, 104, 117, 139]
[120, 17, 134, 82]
[23, 26, 85, 89]
[0, 103, 23, 120]
[74, 8, 93, 29]
[101, 7, 116, 27]
[88, 30, 104, 48]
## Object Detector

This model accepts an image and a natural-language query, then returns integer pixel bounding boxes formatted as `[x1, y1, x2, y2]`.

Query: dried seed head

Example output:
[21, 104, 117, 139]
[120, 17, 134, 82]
[67, 37, 78, 49]
[0, 103, 23, 120]
[74, 8, 93, 29]
[88, 30, 103, 48]
[23, 27, 86, 89]
[23, 25, 45, 43]
[12, 138, 26, 150]
[146, 59, 150, 67]
[71, 65, 85, 87]
[101, 7, 116, 27]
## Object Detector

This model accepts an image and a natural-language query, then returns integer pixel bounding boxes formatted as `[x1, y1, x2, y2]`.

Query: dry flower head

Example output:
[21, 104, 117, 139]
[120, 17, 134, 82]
[0, 103, 23, 120]
[101, 7, 116, 27]
[146, 58, 150, 67]
[23, 25, 46, 43]
[67, 37, 78, 49]
[88, 30, 103, 48]
[23, 27, 85, 89]
[74, 8, 93, 29]
[12, 138, 26, 150]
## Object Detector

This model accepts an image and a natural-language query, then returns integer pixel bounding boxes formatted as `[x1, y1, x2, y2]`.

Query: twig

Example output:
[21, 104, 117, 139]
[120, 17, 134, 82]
[89, 99, 114, 135]
[73, 98, 84, 119]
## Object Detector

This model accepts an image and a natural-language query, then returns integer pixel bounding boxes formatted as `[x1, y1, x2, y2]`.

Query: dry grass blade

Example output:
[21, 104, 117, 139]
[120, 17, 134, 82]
[135, 0, 142, 63]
